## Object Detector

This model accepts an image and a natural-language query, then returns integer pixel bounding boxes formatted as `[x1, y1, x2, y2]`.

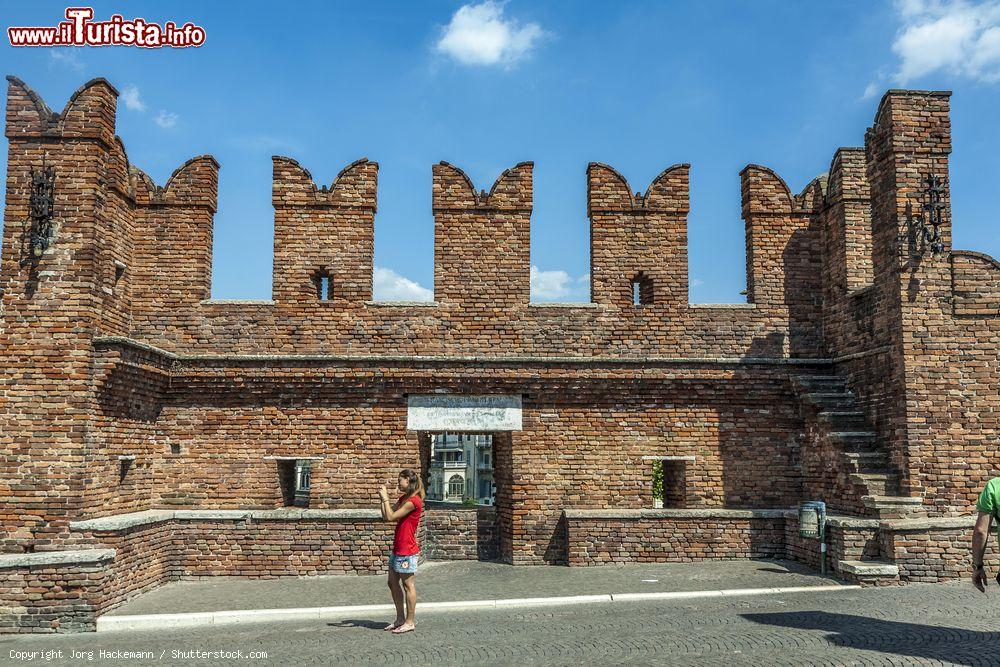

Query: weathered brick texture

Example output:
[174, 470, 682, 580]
[2, 77, 1000, 632]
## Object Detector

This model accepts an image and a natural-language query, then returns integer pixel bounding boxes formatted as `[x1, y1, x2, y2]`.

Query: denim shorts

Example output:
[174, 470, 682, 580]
[389, 552, 419, 574]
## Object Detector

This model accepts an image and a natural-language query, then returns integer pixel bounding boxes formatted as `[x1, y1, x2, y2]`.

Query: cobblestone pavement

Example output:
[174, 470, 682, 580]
[5, 580, 1000, 666]
[106, 559, 838, 615]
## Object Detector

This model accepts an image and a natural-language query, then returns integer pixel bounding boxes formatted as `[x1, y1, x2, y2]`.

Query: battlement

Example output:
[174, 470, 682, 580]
[132, 156, 220, 211]
[5, 75, 118, 147]
[2, 75, 997, 361]
[272, 156, 377, 209]
[433, 161, 533, 211]
[2, 76, 1000, 583]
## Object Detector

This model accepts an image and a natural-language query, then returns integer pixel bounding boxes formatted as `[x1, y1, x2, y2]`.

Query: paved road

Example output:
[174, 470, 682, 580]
[106, 559, 839, 615]
[4, 581, 1000, 666]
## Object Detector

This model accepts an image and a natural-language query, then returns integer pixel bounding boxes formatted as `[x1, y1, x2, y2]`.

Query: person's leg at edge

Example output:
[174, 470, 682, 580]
[393, 572, 416, 633]
[385, 565, 405, 630]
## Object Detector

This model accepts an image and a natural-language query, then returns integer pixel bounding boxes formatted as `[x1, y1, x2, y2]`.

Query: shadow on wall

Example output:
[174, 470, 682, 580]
[719, 369, 804, 508]
[743, 611, 989, 666]
[784, 224, 823, 358]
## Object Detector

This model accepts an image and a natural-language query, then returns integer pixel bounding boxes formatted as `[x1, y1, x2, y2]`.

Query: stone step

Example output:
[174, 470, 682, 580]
[862, 495, 926, 519]
[803, 393, 856, 409]
[837, 559, 900, 586]
[794, 375, 849, 388]
[851, 472, 900, 496]
[828, 431, 879, 451]
[819, 410, 870, 428]
[842, 451, 889, 473]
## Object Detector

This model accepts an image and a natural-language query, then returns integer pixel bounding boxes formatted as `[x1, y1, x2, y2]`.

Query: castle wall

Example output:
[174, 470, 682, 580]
[2, 75, 1000, 624]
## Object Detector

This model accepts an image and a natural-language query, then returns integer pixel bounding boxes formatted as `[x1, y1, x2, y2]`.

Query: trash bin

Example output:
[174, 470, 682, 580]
[798, 500, 827, 573]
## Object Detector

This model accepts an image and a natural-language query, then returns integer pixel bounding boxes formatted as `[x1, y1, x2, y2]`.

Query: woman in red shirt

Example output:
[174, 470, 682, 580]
[378, 468, 424, 634]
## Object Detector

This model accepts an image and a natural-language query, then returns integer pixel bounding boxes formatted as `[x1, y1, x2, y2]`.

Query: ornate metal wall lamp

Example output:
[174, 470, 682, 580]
[919, 173, 946, 256]
[28, 166, 55, 260]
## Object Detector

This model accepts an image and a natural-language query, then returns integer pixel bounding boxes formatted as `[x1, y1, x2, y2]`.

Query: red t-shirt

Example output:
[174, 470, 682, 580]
[392, 494, 423, 556]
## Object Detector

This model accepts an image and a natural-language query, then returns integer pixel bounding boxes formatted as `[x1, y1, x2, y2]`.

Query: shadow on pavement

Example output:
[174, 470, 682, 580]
[743, 611, 1000, 666]
[327, 619, 387, 631]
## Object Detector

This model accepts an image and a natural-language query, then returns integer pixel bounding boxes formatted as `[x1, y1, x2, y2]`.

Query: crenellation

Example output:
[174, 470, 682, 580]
[588, 162, 690, 307]
[4, 76, 119, 148]
[2, 76, 1000, 631]
[271, 156, 377, 303]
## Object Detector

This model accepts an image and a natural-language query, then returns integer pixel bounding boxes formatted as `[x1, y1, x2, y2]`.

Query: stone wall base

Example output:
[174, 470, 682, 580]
[564, 509, 988, 588]
[2, 509, 990, 633]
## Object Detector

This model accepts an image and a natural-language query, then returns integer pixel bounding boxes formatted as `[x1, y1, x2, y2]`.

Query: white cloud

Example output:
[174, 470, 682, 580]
[49, 49, 84, 73]
[861, 81, 881, 100]
[889, 0, 1000, 83]
[436, 1, 545, 66]
[530, 265, 589, 301]
[120, 85, 145, 112]
[373, 267, 433, 301]
[691, 277, 704, 288]
[153, 110, 178, 128]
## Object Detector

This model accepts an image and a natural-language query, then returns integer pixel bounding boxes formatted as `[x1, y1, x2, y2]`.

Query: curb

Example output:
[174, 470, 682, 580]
[96, 584, 858, 633]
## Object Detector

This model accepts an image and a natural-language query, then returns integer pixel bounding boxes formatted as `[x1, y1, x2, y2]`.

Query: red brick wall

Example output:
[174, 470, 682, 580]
[0, 559, 110, 633]
[880, 522, 996, 583]
[3, 75, 1000, 581]
[422, 503, 499, 561]
[588, 163, 689, 307]
[565, 513, 785, 565]
[741, 165, 823, 358]
[865, 92, 1000, 513]
[0, 77, 119, 552]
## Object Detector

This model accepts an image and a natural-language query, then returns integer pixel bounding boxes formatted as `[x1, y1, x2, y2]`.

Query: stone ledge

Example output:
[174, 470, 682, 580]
[364, 301, 438, 307]
[879, 516, 978, 531]
[837, 560, 899, 577]
[0, 549, 116, 570]
[688, 303, 756, 309]
[70, 508, 383, 532]
[199, 299, 276, 306]
[563, 508, 790, 520]
[824, 516, 882, 529]
[70, 510, 175, 531]
[93, 335, 834, 367]
[529, 302, 600, 309]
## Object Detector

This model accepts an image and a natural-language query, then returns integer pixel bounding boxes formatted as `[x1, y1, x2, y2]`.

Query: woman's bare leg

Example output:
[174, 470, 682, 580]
[392, 574, 416, 632]
[386, 569, 405, 629]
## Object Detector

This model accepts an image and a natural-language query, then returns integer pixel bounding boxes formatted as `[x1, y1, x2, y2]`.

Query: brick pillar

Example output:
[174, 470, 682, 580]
[432, 161, 531, 308]
[0, 77, 119, 551]
[272, 157, 377, 304]
[864, 90, 952, 503]
[588, 163, 689, 307]
[130, 155, 219, 315]
[741, 165, 823, 356]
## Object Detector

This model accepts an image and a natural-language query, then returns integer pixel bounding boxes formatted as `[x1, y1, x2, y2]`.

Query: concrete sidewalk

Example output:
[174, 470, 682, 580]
[107, 558, 841, 617]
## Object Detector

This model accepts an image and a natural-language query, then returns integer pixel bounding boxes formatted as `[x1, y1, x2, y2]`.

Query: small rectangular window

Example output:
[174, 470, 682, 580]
[314, 271, 333, 301]
[294, 461, 312, 507]
[113, 261, 126, 287]
[652, 459, 687, 508]
[632, 272, 653, 306]
[118, 456, 135, 484]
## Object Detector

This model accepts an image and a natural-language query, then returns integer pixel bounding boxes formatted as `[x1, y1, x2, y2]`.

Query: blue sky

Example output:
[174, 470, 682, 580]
[2, 0, 998, 302]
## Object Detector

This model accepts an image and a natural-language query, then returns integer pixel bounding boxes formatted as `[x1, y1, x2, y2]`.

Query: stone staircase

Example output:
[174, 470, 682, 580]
[793, 373, 924, 520]
[792, 372, 922, 585]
